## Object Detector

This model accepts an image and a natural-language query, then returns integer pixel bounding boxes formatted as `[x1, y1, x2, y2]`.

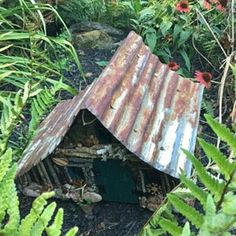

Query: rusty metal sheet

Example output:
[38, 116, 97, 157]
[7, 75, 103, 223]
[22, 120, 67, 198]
[16, 91, 88, 176]
[17, 31, 204, 178]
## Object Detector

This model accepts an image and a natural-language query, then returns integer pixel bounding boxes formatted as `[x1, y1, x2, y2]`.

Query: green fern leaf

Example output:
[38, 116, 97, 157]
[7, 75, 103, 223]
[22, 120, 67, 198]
[30, 202, 56, 235]
[159, 218, 183, 236]
[149, 202, 175, 228]
[204, 114, 236, 155]
[0, 164, 17, 231]
[198, 138, 235, 180]
[179, 173, 208, 207]
[182, 149, 225, 200]
[13, 90, 23, 113]
[33, 99, 44, 116]
[0, 149, 12, 182]
[205, 195, 216, 217]
[1, 166, 19, 236]
[141, 224, 165, 236]
[168, 194, 204, 228]
[202, 99, 214, 117]
[22, 81, 30, 103]
[46, 208, 64, 236]
[222, 192, 236, 216]
[37, 94, 47, 111]
[181, 222, 191, 236]
[18, 192, 55, 236]
[65, 227, 79, 236]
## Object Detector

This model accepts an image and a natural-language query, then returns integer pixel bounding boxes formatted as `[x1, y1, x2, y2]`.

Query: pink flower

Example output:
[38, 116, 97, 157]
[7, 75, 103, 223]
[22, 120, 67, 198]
[176, 1, 190, 13]
[216, 2, 225, 11]
[203, 0, 212, 10]
[195, 71, 212, 89]
[168, 61, 180, 71]
[203, 0, 227, 11]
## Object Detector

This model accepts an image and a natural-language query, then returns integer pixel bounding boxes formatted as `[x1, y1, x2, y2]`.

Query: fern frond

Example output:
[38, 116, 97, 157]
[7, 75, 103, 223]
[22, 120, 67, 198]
[181, 222, 191, 236]
[65, 226, 79, 236]
[205, 194, 216, 217]
[46, 208, 64, 236]
[0, 149, 12, 182]
[198, 138, 235, 180]
[168, 194, 204, 228]
[30, 202, 57, 235]
[18, 191, 55, 236]
[179, 173, 208, 206]
[1, 165, 20, 236]
[159, 218, 183, 236]
[204, 114, 236, 155]
[202, 99, 214, 117]
[149, 202, 175, 227]
[27, 88, 56, 139]
[0, 164, 18, 234]
[182, 149, 225, 201]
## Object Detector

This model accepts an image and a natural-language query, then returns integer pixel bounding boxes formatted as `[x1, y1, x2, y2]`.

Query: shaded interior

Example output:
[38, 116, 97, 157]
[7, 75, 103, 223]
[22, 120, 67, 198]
[17, 109, 179, 206]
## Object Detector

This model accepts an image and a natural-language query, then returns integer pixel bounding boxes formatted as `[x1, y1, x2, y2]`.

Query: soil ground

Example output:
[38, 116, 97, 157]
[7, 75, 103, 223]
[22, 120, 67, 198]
[19, 194, 152, 236]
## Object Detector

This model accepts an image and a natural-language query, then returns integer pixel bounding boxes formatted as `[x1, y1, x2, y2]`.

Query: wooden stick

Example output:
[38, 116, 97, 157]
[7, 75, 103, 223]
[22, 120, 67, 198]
[63, 167, 73, 183]
[45, 158, 61, 187]
[36, 163, 48, 185]
[39, 162, 53, 187]
[31, 168, 40, 183]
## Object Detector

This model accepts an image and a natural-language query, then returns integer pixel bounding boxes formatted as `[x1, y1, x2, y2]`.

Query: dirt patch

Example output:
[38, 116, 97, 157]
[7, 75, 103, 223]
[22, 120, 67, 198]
[19, 194, 152, 236]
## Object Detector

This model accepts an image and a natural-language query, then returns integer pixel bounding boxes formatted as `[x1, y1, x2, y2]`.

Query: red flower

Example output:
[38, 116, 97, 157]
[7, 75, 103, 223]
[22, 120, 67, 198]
[195, 71, 212, 89]
[176, 1, 190, 13]
[203, 0, 212, 10]
[168, 61, 180, 71]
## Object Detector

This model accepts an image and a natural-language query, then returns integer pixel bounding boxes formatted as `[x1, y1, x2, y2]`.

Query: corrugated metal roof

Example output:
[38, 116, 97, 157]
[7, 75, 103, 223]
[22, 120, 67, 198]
[17, 31, 204, 178]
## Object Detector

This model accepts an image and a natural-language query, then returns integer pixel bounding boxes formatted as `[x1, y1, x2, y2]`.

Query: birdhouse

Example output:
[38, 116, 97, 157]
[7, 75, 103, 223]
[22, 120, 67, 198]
[16, 32, 203, 210]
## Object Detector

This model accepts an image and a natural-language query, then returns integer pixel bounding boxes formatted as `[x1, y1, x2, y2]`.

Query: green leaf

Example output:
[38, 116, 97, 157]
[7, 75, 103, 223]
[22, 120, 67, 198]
[18, 192, 55, 236]
[0, 71, 13, 80]
[198, 138, 235, 180]
[181, 222, 191, 236]
[95, 60, 108, 67]
[0, 149, 12, 182]
[46, 208, 64, 236]
[65, 227, 79, 236]
[182, 149, 225, 201]
[179, 173, 208, 207]
[178, 30, 191, 48]
[222, 192, 236, 216]
[30, 202, 56, 235]
[168, 194, 204, 228]
[159, 218, 182, 236]
[159, 21, 172, 37]
[204, 114, 236, 156]
[173, 24, 182, 44]
[205, 195, 216, 217]
[179, 50, 190, 72]
[144, 28, 157, 52]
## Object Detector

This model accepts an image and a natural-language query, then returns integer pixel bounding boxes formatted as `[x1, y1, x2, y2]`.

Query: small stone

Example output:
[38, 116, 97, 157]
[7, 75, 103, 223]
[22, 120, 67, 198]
[85, 72, 93, 78]
[83, 192, 102, 203]
[22, 182, 43, 197]
[78, 50, 85, 56]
